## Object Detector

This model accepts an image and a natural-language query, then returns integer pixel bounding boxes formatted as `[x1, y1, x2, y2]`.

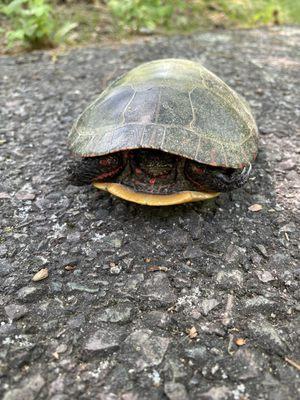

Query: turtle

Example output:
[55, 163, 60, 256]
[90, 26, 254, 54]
[67, 59, 258, 206]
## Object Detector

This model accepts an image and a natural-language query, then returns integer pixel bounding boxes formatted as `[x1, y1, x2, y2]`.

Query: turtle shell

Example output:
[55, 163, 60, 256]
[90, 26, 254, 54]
[69, 59, 258, 168]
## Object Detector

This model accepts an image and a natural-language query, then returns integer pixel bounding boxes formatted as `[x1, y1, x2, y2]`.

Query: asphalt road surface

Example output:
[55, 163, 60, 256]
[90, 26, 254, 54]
[0, 26, 299, 399]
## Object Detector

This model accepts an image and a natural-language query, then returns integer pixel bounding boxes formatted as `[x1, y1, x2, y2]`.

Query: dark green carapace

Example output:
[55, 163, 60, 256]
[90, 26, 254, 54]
[68, 59, 258, 205]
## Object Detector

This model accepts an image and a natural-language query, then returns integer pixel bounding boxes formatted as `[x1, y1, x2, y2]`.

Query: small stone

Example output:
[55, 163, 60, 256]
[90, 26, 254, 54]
[32, 268, 48, 282]
[0, 260, 10, 277]
[121, 329, 170, 371]
[66, 232, 81, 242]
[224, 244, 246, 264]
[0, 244, 8, 256]
[279, 222, 296, 233]
[255, 244, 268, 258]
[0, 192, 10, 199]
[101, 231, 123, 250]
[15, 192, 36, 201]
[17, 286, 40, 302]
[49, 281, 63, 293]
[68, 314, 85, 329]
[279, 159, 296, 170]
[224, 348, 266, 380]
[143, 311, 171, 329]
[66, 282, 99, 293]
[183, 246, 203, 259]
[97, 305, 133, 323]
[123, 274, 144, 292]
[164, 382, 189, 400]
[216, 270, 244, 288]
[110, 264, 122, 274]
[141, 273, 177, 305]
[49, 376, 65, 397]
[248, 203, 263, 212]
[121, 393, 139, 400]
[244, 296, 275, 309]
[56, 344, 68, 354]
[248, 317, 287, 353]
[84, 327, 124, 355]
[199, 385, 231, 400]
[3, 374, 45, 400]
[201, 299, 220, 316]
[184, 345, 207, 360]
[165, 357, 188, 380]
[5, 304, 28, 321]
[255, 270, 274, 283]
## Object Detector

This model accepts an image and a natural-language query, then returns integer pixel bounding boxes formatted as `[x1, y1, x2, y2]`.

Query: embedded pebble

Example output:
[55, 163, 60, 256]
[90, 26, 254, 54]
[4, 304, 28, 321]
[84, 328, 125, 354]
[121, 329, 170, 371]
[164, 382, 189, 400]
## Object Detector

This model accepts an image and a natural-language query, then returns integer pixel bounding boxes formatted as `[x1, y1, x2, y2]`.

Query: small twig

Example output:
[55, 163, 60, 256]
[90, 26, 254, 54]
[222, 294, 234, 326]
[227, 333, 235, 355]
[284, 357, 300, 371]
[147, 265, 168, 272]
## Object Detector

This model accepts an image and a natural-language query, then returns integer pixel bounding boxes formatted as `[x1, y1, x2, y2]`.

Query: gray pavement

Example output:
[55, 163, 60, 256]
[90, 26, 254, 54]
[0, 26, 299, 399]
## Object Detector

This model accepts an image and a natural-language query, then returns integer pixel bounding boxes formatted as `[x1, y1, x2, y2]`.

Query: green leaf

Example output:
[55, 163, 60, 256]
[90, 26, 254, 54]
[1, 0, 27, 16]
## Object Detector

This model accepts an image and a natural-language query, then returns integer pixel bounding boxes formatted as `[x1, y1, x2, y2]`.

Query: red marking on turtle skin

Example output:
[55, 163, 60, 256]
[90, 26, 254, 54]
[93, 164, 124, 182]
[135, 168, 143, 175]
[194, 166, 205, 174]
[99, 159, 111, 166]
[185, 172, 208, 192]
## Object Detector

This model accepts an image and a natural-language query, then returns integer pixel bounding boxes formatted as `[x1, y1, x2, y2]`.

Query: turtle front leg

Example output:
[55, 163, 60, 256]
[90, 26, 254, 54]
[67, 153, 125, 186]
[207, 164, 252, 192]
[185, 161, 252, 192]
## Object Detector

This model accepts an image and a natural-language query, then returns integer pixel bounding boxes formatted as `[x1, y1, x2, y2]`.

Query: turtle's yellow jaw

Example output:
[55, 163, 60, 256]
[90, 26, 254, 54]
[93, 182, 219, 206]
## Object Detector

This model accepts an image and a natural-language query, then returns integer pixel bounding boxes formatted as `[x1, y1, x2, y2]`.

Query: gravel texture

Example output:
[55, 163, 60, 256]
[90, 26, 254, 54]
[0, 26, 299, 399]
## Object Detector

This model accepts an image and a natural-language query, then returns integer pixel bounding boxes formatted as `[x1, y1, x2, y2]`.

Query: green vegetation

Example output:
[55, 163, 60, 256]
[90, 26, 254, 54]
[1, 0, 76, 49]
[107, 0, 189, 33]
[1, 0, 299, 52]
[107, 0, 300, 33]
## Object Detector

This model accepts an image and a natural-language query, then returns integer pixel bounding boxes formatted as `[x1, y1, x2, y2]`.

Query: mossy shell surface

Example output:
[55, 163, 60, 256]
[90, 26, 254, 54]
[69, 59, 258, 168]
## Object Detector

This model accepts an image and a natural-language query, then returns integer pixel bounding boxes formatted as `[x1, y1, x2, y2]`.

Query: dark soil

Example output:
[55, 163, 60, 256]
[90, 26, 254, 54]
[0, 26, 299, 400]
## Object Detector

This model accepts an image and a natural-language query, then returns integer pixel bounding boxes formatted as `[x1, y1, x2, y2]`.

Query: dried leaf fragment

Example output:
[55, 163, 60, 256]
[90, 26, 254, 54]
[64, 265, 76, 271]
[248, 203, 263, 212]
[235, 337, 247, 346]
[186, 326, 198, 339]
[32, 268, 48, 282]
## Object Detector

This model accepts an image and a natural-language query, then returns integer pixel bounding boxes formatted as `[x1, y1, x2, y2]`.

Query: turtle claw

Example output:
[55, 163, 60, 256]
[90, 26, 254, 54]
[240, 163, 252, 178]
[212, 163, 252, 191]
